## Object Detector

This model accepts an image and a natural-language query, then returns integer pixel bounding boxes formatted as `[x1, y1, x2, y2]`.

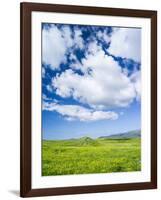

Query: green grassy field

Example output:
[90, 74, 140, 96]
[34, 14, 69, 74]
[42, 137, 141, 176]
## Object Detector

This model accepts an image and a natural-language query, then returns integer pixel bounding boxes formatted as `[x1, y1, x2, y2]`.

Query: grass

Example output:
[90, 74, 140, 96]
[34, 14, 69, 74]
[42, 137, 141, 176]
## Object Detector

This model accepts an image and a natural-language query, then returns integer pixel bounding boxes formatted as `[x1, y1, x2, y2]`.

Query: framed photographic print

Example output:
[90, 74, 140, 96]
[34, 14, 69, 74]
[20, 2, 157, 197]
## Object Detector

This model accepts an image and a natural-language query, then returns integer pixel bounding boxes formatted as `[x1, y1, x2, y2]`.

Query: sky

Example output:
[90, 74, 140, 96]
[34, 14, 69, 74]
[42, 23, 141, 140]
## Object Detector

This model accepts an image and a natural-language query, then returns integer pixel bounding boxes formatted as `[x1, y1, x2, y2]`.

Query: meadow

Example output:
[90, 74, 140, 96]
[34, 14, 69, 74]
[42, 137, 141, 176]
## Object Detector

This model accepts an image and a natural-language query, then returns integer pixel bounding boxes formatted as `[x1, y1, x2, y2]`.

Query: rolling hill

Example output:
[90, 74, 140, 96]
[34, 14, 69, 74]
[99, 130, 141, 139]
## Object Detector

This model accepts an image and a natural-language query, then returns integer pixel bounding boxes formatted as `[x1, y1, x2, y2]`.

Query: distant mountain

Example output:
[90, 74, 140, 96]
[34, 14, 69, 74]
[99, 130, 141, 139]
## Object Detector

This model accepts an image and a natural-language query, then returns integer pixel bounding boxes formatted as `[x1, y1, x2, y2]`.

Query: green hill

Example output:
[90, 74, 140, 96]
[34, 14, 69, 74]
[99, 130, 141, 139]
[77, 136, 100, 146]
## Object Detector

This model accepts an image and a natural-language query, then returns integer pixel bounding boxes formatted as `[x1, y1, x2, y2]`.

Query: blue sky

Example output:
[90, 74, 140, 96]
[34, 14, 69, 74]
[42, 23, 141, 140]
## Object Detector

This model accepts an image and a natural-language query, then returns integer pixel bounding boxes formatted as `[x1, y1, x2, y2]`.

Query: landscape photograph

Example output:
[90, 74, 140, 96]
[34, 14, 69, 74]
[42, 23, 141, 176]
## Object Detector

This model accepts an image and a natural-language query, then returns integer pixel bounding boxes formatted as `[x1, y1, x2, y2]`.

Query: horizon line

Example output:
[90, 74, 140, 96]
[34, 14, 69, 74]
[42, 128, 141, 141]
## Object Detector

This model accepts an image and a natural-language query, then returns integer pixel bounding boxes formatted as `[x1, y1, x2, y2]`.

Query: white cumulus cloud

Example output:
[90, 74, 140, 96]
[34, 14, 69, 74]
[43, 102, 118, 121]
[52, 48, 136, 109]
[130, 70, 141, 101]
[42, 25, 67, 69]
[42, 25, 84, 70]
[42, 25, 141, 122]
[108, 28, 141, 62]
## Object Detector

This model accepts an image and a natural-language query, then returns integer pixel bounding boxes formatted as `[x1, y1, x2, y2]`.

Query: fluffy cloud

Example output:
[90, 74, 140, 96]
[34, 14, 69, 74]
[130, 70, 141, 101]
[42, 25, 84, 70]
[97, 29, 110, 44]
[73, 28, 84, 49]
[52, 48, 137, 109]
[42, 25, 141, 122]
[43, 102, 118, 121]
[42, 25, 67, 69]
[108, 28, 141, 62]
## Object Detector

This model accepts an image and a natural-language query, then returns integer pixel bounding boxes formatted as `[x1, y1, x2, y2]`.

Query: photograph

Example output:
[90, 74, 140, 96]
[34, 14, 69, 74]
[20, 3, 157, 197]
[42, 23, 141, 176]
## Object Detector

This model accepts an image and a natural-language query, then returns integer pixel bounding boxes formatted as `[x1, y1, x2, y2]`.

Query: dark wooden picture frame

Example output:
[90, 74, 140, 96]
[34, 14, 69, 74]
[20, 2, 157, 197]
